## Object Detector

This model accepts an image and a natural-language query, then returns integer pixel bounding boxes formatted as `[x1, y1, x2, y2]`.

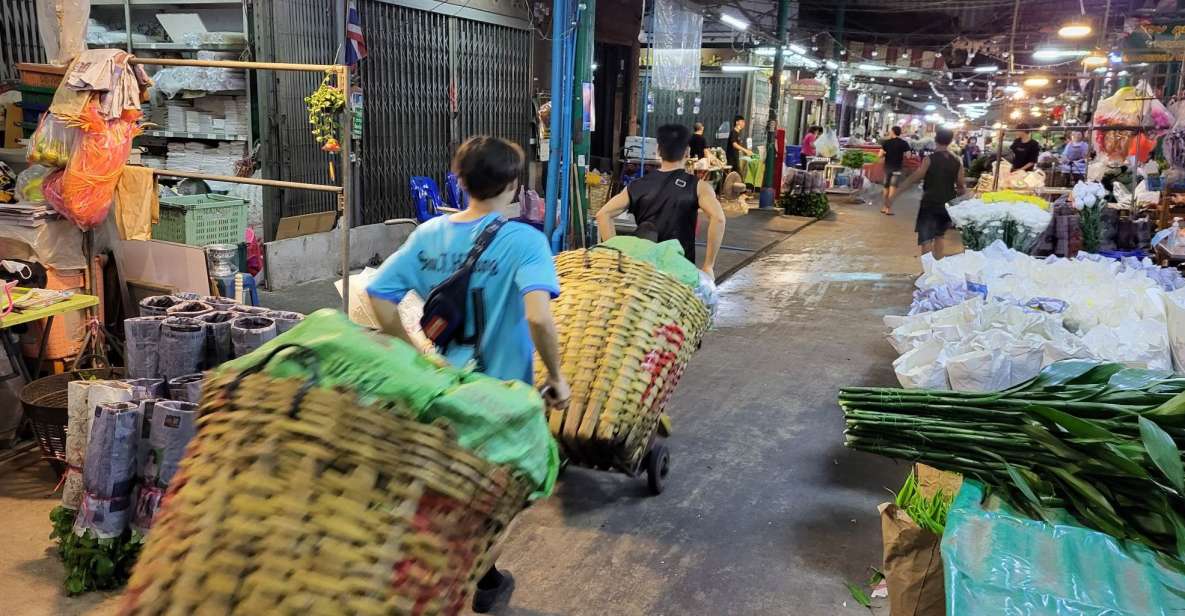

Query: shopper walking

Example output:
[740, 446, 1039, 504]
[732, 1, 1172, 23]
[366, 136, 570, 613]
[596, 124, 727, 278]
[889, 128, 966, 259]
[879, 126, 911, 215]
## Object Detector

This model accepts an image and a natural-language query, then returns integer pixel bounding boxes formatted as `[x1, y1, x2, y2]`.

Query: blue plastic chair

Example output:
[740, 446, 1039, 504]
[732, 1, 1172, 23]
[785, 145, 802, 167]
[410, 176, 445, 223]
[445, 172, 470, 210]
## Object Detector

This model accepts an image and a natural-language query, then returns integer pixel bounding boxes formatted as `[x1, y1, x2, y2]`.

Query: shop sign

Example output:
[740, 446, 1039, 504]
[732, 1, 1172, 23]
[1123, 50, 1177, 63]
[787, 78, 828, 100]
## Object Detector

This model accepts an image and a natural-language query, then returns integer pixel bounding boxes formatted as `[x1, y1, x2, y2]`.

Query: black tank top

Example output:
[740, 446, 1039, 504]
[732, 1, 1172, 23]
[625, 169, 699, 262]
[922, 151, 960, 205]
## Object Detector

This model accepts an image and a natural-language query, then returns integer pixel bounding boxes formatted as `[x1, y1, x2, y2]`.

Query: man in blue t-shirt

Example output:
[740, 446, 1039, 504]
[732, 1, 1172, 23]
[366, 136, 569, 613]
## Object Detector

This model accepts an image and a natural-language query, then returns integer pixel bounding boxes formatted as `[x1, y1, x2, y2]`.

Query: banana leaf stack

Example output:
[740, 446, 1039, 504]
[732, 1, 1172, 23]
[839, 360, 1185, 563]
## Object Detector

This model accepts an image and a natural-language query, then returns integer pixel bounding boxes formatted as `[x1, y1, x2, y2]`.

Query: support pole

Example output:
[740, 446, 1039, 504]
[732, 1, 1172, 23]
[337, 4, 352, 313]
[544, 0, 569, 244]
[759, 0, 791, 209]
[572, 0, 596, 237]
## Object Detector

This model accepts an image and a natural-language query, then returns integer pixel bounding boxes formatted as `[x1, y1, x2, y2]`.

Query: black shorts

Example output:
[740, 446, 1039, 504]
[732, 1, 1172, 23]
[883, 166, 902, 188]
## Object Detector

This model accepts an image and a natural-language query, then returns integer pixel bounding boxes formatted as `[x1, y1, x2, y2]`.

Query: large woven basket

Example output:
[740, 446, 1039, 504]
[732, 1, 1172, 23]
[538, 247, 709, 472]
[121, 345, 533, 616]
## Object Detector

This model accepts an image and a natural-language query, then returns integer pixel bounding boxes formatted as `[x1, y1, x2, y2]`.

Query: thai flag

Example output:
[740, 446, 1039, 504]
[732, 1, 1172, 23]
[345, 0, 367, 66]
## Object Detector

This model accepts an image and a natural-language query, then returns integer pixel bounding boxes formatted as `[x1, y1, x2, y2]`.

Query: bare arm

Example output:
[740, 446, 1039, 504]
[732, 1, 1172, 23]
[696, 179, 726, 278]
[890, 157, 930, 206]
[596, 190, 631, 242]
[524, 290, 570, 405]
[370, 295, 419, 349]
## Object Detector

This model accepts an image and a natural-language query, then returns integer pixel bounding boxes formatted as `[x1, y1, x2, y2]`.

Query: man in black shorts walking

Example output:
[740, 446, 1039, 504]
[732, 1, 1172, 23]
[880, 126, 911, 215]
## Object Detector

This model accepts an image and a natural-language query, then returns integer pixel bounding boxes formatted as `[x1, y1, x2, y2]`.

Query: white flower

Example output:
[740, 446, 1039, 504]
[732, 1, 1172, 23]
[1072, 181, 1106, 210]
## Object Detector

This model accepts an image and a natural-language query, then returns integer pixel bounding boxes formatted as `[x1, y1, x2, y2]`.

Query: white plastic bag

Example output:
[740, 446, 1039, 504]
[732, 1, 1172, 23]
[893, 339, 950, 390]
[816, 129, 840, 158]
[694, 270, 719, 322]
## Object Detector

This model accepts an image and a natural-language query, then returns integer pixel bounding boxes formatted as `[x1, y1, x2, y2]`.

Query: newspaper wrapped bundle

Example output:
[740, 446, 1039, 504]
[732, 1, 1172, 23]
[74, 401, 142, 539]
[538, 247, 710, 471]
[124, 378, 166, 400]
[197, 311, 234, 366]
[130, 400, 197, 533]
[120, 341, 537, 616]
[137, 295, 177, 317]
[166, 373, 204, 403]
[62, 381, 134, 509]
[158, 317, 205, 380]
[124, 316, 167, 379]
[266, 310, 304, 334]
[230, 315, 276, 357]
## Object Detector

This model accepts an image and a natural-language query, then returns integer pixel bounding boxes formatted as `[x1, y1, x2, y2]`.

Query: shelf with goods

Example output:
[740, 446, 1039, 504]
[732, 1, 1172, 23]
[89, 0, 257, 198]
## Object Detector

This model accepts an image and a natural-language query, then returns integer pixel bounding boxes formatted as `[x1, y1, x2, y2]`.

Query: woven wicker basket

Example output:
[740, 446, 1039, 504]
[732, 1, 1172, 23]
[122, 345, 532, 616]
[537, 247, 709, 472]
[587, 183, 610, 215]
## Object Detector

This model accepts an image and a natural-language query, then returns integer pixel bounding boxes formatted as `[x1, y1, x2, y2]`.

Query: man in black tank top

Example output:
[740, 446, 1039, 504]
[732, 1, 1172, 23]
[596, 124, 727, 277]
[889, 128, 966, 259]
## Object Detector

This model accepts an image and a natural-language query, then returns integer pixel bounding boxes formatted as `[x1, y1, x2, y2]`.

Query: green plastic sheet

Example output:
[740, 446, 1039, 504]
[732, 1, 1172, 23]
[217, 309, 558, 498]
[943, 481, 1185, 615]
[602, 236, 699, 288]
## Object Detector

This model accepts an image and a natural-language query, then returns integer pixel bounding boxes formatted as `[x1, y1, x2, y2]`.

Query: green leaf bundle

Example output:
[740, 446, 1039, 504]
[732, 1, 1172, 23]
[839, 360, 1185, 563]
[48, 506, 142, 595]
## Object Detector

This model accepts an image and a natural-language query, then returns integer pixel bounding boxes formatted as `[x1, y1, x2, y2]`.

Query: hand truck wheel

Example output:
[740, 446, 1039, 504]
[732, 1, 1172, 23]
[645, 444, 670, 495]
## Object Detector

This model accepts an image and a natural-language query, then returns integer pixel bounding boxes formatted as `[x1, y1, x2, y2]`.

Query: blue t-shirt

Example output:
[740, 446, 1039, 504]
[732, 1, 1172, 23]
[366, 213, 559, 383]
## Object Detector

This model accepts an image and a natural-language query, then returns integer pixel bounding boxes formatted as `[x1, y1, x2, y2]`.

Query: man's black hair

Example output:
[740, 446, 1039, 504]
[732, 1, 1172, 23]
[733, 115, 745, 125]
[935, 128, 954, 146]
[891, 126, 902, 136]
[656, 123, 692, 162]
[810, 125, 823, 133]
[451, 136, 523, 200]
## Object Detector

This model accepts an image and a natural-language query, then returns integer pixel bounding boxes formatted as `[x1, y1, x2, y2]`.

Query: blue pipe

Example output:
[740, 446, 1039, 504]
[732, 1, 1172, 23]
[552, 2, 580, 252]
[543, 0, 568, 243]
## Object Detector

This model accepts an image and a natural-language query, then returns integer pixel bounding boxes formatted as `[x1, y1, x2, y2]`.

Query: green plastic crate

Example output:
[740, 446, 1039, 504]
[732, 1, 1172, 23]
[153, 194, 248, 246]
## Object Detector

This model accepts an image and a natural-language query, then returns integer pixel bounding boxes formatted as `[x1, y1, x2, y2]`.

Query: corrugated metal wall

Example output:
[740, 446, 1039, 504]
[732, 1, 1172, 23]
[254, 0, 532, 233]
[642, 74, 745, 149]
[0, 0, 44, 82]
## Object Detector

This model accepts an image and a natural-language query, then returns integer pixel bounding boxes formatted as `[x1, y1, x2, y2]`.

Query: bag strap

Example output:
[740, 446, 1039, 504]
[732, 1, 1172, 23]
[457, 217, 506, 360]
[462, 217, 507, 270]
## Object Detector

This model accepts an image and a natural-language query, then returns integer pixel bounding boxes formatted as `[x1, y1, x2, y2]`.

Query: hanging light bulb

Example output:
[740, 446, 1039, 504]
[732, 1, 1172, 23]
[1058, 20, 1092, 39]
[1082, 52, 1108, 68]
[1023, 75, 1051, 88]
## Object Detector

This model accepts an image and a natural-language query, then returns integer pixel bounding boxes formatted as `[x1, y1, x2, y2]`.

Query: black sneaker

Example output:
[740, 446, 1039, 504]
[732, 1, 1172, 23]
[472, 569, 515, 613]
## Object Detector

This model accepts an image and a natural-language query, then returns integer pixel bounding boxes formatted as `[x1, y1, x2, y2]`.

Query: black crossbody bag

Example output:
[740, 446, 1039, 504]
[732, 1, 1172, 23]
[419, 218, 507, 369]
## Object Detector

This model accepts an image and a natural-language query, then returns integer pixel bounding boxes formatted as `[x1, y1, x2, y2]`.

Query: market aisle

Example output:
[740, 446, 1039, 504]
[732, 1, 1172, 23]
[498, 192, 927, 615]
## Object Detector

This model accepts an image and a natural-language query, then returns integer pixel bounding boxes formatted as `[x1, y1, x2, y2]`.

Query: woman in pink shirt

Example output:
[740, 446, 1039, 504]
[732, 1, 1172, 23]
[800, 126, 821, 167]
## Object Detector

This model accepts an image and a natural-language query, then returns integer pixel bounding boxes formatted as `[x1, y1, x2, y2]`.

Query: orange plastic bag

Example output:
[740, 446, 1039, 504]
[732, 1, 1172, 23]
[60, 103, 141, 229]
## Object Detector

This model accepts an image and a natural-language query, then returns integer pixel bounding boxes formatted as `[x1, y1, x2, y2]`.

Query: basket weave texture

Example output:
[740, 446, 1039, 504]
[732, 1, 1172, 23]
[121, 364, 532, 616]
[537, 248, 709, 471]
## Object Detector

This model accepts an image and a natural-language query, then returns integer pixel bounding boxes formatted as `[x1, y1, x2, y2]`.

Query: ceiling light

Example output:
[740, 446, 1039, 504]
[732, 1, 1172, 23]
[840, 49, 847, 55]
[1059, 22, 1092, 39]
[973, 65, 999, 73]
[825, 60, 839, 70]
[1118, 70, 1129, 76]
[721, 64, 760, 72]
[1010, 109, 1023, 119]
[1082, 53, 1107, 67]
[1033, 48, 1089, 61]
[907, 80, 913, 84]
[1094, 66, 1108, 73]
[871, 50, 879, 57]
[895, 68, 907, 74]
[856, 63, 888, 71]
[924, 104, 937, 111]
[1023, 76, 1050, 88]
[719, 13, 748, 31]
[788, 43, 807, 54]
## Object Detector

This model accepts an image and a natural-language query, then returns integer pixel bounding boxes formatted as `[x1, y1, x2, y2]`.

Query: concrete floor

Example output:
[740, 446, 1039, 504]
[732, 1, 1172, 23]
[0, 189, 940, 615]
[493, 192, 926, 616]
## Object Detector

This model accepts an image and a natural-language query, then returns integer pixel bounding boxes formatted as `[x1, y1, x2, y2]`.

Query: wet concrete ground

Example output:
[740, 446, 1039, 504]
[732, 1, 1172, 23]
[496, 192, 930, 615]
[0, 188, 939, 615]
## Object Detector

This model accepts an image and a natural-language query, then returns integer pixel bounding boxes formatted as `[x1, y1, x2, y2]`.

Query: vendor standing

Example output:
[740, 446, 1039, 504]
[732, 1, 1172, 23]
[889, 128, 966, 259]
[596, 124, 727, 278]
[689, 122, 708, 160]
[1010, 126, 1041, 172]
[366, 136, 570, 614]
[1060, 130, 1089, 182]
[726, 116, 754, 173]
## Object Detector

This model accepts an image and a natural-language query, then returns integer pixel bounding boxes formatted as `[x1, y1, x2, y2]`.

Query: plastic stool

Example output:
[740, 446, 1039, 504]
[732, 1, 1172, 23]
[213, 273, 259, 306]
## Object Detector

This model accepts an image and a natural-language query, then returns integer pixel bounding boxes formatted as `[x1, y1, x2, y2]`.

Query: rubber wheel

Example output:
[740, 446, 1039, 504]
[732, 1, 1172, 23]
[646, 444, 670, 495]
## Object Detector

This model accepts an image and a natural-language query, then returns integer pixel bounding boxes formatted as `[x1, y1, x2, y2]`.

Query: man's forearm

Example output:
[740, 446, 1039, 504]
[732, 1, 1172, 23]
[529, 319, 564, 381]
[371, 296, 418, 349]
[596, 212, 617, 241]
[702, 216, 725, 273]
